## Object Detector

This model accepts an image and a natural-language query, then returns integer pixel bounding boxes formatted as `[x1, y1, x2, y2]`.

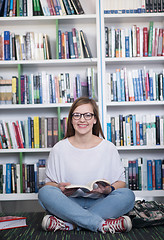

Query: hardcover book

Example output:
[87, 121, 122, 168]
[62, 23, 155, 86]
[0, 216, 27, 230]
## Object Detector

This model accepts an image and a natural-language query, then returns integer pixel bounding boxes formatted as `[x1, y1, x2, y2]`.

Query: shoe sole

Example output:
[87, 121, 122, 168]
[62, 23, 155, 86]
[42, 215, 52, 231]
[123, 216, 132, 232]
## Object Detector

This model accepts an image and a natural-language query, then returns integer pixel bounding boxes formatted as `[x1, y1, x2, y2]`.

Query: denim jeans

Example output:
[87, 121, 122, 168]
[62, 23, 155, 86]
[38, 185, 135, 232]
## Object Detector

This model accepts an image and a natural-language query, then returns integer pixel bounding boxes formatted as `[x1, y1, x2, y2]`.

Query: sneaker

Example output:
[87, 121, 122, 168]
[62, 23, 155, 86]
[102, 216, 132, 234]
[41, 215, 70, 232]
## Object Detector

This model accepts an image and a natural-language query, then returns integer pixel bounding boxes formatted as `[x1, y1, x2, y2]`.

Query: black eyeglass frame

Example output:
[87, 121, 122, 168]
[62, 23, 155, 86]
[72, 112, 95, 120]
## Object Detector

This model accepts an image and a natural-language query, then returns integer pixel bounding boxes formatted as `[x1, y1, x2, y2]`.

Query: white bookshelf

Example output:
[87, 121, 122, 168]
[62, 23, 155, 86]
[0, 0, 102, 202]
[101, 0, 164, 201]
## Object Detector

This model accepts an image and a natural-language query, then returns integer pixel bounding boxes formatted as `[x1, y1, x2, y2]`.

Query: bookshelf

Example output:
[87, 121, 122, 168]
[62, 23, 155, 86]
[0, 0, 102, 203]
[101, 1, 164, 200]
[0, 0, 164, 205]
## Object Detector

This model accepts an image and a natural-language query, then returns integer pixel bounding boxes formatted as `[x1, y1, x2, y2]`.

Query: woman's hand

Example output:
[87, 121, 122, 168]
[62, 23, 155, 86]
[57, 182, 77, 196]
[91, 183, 112, 195]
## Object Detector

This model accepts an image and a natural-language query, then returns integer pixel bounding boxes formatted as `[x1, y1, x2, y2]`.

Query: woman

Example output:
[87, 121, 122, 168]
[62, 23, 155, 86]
[38, 97, 135, 234]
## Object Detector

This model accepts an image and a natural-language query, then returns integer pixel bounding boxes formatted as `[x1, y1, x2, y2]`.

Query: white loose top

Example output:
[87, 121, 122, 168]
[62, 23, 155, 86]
[45, 138, 125, 197]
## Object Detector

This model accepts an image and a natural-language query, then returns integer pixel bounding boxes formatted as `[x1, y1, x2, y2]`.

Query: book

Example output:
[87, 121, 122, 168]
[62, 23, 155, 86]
[0, 216, 27, 230]
[65, 179, 111, 192]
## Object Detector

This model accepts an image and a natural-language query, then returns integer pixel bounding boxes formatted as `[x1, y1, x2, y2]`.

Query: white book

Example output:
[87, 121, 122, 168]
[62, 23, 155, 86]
[153, 72, 156, 101]
[8, 121, 18, 149]
[132, 25, 137, 57]
[127, 71, 134, 101]
[115, 116, 120, 146]
[2, 120, 11, 149]
[30, 32, 35, 60]
[16, 164, 21, 193]
[160, 117, 163, 145]
[125, 115, 131, 146]
[146, 115, 152, 146]
[121, 28, 125, 57]
[121, 158, 129, 187]
[39, 0, 50, 16]
[106, 72, 111, 102]
[78, 30, 84, 59]
[27, 0, 33, 16]
[34, 33, 40, 60]
[41, 71, 48, 104]
[142, 158, 147, 190]
[59, 0, 66, 15]
[129, 28, 132, 58]
[124, 67, 129, 101]
[39, 33, 44, 60]
[24, 119, 29, 149]
[111, 27, 115, 58]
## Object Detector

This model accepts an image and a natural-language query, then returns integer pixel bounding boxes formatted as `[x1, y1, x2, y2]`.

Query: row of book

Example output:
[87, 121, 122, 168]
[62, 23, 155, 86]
[0, 29, 92, 61]
[107, 114, 163, 147]
[0, 68, 97, 105]
[0, 159, 46, 194]
[105, 22, 164, 58]
[0, 116, 68, 149]
[0, 31, 50, 61]
[106, 68, 164, 102]
[58, 28, 92, 59]
[0, 0, 84, 17]
[122, 158, 164, 191]
[104, 0, 164, 14]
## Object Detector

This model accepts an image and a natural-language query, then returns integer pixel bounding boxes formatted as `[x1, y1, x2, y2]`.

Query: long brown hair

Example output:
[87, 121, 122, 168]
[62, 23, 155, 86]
[65, 97, 105, 139]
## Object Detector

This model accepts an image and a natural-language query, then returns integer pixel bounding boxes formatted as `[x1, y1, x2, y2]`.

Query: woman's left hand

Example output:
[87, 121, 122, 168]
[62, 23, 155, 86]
[91, 183, 112, 195]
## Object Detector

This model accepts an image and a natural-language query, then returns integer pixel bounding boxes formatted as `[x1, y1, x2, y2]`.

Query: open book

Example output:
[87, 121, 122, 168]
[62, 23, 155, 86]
[65, 179, 111, 192]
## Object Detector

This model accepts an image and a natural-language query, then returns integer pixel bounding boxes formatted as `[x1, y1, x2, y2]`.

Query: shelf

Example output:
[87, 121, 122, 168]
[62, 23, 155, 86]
[0, 103, 72, 109]
[0, 190, 163, 201]
[134, 190, 164, 198]
[104, 13, 164, 23]
[0, 14, 97, 25]
[0, 58, 98, 67]
[106, 101, 164, 106]
[0, 193, 38, 201]
[0, 148, 51, 153]
[117, 146, 164, 150]
[105, 56, 164, 65]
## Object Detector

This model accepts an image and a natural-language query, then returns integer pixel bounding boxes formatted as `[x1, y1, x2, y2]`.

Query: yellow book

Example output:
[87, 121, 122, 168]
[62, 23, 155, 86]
[34, 116, 39, 148]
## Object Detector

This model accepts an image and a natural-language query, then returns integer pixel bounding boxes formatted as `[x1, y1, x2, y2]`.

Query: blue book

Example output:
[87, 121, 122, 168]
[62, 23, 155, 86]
[107, 122, 111, 142]
[125, 35, 130, 57]
[147, 160, 153, 190]
[112, 73, 117, 101]
[139, 119, 143, 146]
[4, 31, 10, 60]
[120, 69, 125, 101]
[3, 0, 8, 17]
[132, 115, 136, 146]
[6, 163, 12, 193]
[51, 75, 56, 103]
[138, 69, 144, 101]
[116, 70, 121, 102]
[58, 30, 62, 59]
[155, 159, 162, 190]
[68, 31, 75, 59]
[136, 72, 141, 101]
[132, 71, 139, 101]
[149, 72, 154, 101]
[62, 0, 71, 15]
[28, 117, 32, 148]
[75, 74, 81, 98]
[142, 158, 147, 190]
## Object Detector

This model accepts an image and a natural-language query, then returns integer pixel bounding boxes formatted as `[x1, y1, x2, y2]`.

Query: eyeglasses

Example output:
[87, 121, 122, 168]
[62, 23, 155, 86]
[72, 112, 95, 120]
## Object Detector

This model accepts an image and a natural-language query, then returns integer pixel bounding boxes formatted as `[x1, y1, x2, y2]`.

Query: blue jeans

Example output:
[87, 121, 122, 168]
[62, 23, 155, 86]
[38, 185, 135, 232]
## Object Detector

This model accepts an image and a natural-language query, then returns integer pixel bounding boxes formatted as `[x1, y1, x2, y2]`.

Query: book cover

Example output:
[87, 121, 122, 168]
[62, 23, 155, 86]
[155, 159, 162, 190]
[4, 31, 10, 60]
[0, 216, 27, 230]
[147, 160, 153, 190]
[80, 30, 92, 58]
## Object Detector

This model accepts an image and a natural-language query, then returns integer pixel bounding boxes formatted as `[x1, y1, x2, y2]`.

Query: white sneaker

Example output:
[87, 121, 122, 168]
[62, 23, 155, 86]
[102, 216, 132, 234]
[42, 215, 70, 232]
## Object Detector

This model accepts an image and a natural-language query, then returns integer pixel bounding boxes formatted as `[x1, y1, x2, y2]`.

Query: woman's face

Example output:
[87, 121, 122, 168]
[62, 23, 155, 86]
[71, 103, 97, 136]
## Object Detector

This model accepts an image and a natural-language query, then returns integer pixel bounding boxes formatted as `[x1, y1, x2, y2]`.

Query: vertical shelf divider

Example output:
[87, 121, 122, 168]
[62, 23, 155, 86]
[18, 64, 22, 104]
[57, 107, 61, 140]
[19, 152, 23, 193]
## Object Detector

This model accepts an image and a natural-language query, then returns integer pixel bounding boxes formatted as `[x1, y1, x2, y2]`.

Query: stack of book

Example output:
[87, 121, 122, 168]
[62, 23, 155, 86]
[107, 114, 163, 147]
[122, 158, 164, 191]
[105, 22, 164, 58]
[106, 67, 164, 102]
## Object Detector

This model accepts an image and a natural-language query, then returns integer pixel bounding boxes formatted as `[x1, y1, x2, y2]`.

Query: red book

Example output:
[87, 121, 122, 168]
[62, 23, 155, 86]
[143, 27, 148, 57]
[0, 216, 27, 230]
[12, 0, 16, 16]
[12, 122, 21, 148]
[136, 26, 140, 57]
[152, 160, 156, 190]
[47, 0, 55, 15]
[136, 119, 140, 146]
[153, 28, 159, 56]
[162, 29, 164, 56]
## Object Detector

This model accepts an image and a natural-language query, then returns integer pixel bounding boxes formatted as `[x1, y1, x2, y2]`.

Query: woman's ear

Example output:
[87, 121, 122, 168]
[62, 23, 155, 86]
[93, 117, 97, 124]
